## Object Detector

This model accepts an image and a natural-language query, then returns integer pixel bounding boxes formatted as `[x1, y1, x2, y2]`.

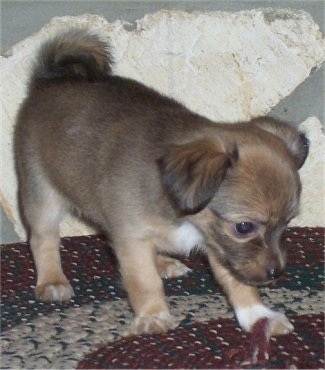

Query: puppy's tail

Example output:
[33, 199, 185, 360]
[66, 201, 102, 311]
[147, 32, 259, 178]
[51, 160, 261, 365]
[31, 29, 112, 83]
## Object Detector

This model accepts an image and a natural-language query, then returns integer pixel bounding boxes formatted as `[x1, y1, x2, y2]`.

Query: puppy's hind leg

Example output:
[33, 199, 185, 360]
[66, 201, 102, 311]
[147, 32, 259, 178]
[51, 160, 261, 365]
[156, 254, 192, 279]
[21, 175, 74, 302]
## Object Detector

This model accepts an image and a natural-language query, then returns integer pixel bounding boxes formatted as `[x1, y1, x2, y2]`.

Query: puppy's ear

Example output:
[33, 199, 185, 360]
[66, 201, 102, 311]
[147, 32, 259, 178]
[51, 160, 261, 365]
[251, 117, 309, 169]
[158, 139, 234, 215]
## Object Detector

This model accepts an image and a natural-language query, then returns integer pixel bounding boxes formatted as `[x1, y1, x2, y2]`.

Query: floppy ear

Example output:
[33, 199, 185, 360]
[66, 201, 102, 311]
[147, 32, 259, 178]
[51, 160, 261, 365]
[251, 117, 309, 169]
[158, 139, 234, 215]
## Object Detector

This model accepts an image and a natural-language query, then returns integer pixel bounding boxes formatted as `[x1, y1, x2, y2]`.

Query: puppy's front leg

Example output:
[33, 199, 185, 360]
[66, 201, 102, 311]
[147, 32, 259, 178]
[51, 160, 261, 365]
[116, 240, 178, 336]
[206, 249, 293, 337]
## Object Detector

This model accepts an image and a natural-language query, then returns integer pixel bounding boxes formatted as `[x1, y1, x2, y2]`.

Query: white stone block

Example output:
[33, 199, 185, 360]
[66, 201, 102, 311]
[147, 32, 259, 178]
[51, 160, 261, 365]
[1, 9, 324, 239]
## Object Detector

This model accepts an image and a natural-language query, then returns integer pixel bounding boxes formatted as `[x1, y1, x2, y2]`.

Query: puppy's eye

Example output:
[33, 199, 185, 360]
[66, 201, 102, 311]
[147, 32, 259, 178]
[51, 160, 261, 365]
[234, 222, 255, 235]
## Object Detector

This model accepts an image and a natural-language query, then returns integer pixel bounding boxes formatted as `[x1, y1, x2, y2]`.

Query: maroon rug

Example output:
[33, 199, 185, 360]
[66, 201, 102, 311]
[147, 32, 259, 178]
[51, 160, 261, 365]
[1, 227, 324, 369]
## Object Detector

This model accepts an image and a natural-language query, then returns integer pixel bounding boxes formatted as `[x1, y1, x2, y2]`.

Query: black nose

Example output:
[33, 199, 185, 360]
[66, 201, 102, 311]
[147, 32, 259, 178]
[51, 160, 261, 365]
[267, 266, 282, 280]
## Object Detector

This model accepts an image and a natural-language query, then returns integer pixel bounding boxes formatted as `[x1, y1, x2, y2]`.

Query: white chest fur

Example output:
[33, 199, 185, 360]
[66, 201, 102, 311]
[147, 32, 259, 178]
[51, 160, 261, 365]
[167, 221, 204, 255]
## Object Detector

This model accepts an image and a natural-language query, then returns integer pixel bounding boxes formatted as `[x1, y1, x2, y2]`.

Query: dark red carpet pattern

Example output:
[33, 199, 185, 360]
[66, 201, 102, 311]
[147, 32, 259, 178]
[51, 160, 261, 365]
[1, 227, 324, 369]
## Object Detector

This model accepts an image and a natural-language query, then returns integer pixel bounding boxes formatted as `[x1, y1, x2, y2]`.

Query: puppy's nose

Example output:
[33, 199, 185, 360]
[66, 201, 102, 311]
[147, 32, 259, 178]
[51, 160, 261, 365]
[267, 266, 282, 280]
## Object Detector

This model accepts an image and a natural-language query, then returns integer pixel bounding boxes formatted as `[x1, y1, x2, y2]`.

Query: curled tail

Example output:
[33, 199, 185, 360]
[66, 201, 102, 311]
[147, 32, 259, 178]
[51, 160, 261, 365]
[32, 29, 112, 82]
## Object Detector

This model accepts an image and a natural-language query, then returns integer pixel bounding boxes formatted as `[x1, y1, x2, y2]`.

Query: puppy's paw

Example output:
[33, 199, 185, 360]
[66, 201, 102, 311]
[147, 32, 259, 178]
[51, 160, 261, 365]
[35, 282, 74, 302]
[157, 255, 192, 279]
[126, 312, 179, 336]
[235, 304, 293, 337]
[267, 312, 293, 336]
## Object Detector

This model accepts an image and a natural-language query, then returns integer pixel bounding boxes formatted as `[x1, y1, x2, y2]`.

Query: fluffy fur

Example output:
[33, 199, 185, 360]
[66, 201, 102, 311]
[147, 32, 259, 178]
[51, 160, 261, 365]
[15, 29, 308, 336]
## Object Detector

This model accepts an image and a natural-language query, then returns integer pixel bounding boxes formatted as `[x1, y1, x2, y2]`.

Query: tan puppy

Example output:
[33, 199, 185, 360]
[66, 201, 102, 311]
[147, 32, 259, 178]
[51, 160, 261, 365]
[15, 30, 309, 336]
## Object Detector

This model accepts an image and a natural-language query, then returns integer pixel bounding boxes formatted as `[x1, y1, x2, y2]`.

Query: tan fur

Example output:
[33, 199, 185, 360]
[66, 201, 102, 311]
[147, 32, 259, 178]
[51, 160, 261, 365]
[15, 30, 308, 337]
[156, 255, 191, 278]
[159, 139, 233, 214]
[206, 247, 261, 307]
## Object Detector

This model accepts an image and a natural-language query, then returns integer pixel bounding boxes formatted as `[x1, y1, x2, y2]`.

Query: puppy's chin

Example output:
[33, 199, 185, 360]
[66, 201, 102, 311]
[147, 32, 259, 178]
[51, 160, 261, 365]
[209, 250, 275, 286]
[223, 262, 280, 287]
[205, 226, 287, 287]
[195, 207, 289, 287]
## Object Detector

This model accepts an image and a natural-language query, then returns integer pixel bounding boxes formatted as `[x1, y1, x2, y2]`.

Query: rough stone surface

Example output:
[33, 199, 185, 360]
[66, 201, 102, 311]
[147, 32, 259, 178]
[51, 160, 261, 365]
[1, 9, 324, 238]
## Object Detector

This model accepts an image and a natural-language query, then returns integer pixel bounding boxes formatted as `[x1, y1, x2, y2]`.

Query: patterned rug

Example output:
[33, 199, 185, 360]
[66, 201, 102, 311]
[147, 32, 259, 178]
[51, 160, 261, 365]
[1, 227, 324, 369]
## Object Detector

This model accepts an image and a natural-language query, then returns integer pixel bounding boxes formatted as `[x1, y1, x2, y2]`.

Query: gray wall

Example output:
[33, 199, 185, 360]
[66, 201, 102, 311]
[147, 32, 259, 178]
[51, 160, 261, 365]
[1, 0, 324, 244]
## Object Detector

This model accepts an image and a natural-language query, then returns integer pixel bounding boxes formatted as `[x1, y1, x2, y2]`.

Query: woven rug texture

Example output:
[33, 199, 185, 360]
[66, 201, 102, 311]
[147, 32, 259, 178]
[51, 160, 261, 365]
[1, 227, 324, 369]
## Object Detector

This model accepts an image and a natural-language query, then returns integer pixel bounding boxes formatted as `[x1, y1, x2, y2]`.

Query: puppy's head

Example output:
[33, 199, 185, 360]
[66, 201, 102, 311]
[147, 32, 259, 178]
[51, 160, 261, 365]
[159, 117, 309, 285]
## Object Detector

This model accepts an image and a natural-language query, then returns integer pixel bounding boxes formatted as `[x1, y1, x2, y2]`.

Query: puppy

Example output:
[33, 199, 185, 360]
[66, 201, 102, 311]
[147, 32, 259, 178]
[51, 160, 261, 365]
[15, 30, 309, 336]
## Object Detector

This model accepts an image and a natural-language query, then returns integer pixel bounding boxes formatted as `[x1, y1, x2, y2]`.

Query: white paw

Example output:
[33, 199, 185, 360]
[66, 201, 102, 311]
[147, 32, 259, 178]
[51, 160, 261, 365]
[125, 312, 179, 336]
[35, 282, 74, 302]
[235, 304, 294, 337]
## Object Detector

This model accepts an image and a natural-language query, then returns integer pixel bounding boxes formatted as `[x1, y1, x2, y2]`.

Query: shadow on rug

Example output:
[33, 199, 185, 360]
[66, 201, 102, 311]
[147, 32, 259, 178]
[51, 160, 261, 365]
[1, 227, 324, 369]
